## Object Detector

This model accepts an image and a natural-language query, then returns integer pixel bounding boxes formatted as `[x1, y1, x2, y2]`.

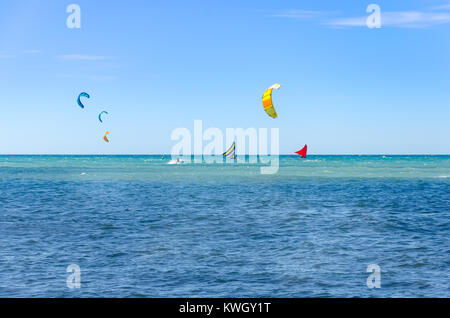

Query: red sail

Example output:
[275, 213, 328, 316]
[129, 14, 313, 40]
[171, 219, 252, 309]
[295, 145, 307, 158]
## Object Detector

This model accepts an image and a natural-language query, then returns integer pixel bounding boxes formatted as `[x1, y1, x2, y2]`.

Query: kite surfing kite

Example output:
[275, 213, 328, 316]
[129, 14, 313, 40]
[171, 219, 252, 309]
[223, 142, 237, 159]
[98, 111, 109, 123]
[77, 92, 90, 109]
[262, 84, 280, 119]
[103, 131, 110, 143]
[295, 145, 307, 158]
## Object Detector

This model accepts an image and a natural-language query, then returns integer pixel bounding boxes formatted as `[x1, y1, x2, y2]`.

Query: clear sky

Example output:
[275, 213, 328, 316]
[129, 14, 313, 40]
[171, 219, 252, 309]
[0, 0, 449, 154]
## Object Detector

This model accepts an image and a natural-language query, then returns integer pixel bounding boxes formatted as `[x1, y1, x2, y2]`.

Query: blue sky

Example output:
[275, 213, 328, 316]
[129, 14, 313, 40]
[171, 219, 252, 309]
[0, 0, 449, 154]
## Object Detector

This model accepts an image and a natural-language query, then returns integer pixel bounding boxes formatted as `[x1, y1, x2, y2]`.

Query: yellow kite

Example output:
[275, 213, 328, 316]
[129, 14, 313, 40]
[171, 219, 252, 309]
[262, 84, 280, 119]
[103, 131, 110, 143]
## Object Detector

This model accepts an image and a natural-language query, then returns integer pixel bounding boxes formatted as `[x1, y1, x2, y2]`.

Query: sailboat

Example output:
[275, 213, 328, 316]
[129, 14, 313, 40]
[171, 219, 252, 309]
[295, 145, 307, 158]
[223, 141, 237, 159]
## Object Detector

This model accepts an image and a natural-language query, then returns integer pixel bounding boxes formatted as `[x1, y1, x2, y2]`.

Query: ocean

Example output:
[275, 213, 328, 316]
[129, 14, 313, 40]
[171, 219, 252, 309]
[0, 155, 449, 297]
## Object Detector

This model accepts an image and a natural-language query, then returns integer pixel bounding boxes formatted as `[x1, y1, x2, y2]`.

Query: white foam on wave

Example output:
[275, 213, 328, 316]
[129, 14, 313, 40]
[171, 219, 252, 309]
[168, 159, 184, 165]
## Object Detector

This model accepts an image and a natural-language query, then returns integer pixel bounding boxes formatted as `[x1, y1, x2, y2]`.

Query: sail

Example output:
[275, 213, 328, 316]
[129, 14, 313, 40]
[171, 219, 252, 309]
[295, 145, 307, 158]
[223, 142, 236, 159]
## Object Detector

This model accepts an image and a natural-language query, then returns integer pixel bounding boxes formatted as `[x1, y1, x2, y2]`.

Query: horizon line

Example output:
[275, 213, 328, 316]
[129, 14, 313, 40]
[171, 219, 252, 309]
[0, 154, 449, 156]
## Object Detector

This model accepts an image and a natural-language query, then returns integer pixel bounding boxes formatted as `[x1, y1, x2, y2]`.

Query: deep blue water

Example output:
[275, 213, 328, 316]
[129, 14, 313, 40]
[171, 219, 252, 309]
[0, 155, 449, 297]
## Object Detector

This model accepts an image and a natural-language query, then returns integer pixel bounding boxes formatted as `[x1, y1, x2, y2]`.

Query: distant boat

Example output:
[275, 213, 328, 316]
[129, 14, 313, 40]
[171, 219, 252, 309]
[295, 145, 307, 158]
[223, 142, 237, 159]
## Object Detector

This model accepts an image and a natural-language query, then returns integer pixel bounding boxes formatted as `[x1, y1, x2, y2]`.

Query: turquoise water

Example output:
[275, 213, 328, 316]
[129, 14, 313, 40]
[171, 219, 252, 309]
[0, 155, 449, 297]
